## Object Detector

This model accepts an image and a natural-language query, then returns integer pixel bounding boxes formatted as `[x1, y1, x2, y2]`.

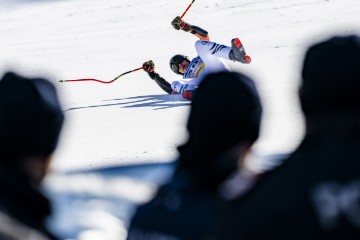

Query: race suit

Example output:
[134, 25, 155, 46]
[171, 40, 231, 94]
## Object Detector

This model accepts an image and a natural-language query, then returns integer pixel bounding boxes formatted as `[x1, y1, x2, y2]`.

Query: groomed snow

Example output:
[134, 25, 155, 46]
[1, 0, 359, 171]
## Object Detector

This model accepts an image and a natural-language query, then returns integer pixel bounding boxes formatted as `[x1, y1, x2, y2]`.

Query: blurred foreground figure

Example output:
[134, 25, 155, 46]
[216, 35, 360, 240]
[0, 72, 64, 240]
[126, 71, 262, 239]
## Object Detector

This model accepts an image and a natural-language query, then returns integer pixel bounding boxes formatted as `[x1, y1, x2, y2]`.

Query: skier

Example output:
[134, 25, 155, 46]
[142, 16, 251, 100]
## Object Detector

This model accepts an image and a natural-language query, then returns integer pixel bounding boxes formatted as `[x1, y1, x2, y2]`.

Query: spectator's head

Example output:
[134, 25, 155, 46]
[0, 72, 64, 183]
[178, 71, 262, 187]
[301, 35, 360, 120]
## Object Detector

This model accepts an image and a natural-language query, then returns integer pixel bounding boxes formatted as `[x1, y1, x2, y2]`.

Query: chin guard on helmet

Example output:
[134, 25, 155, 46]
[170, 54, 190, 75]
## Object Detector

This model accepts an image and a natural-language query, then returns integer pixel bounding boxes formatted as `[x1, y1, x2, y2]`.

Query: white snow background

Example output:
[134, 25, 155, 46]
[1, 0, 360, 239]
[1, 0, 359, 170]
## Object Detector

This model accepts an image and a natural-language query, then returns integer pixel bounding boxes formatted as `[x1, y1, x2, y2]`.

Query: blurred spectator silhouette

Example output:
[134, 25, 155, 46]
[126, 71, 262, 239]
[215, 35, 360, 240]
[0, 72, 64, 240]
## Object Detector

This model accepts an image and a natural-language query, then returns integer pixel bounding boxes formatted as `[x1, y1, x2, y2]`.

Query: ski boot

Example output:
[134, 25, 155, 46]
[181, 84, 197, 100]
[230, 38, 251, 64]
[182, 90, 195, 100]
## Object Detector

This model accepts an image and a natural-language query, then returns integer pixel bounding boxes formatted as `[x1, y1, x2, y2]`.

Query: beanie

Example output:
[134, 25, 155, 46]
[0, 72, 64, 158]
[301, 35, 360, 116]
[178, 71, 262, 185]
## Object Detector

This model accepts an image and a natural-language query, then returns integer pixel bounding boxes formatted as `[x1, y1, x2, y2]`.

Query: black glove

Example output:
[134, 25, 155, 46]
[171, 16, 191, 31]
[143, 60, 158, 79]
[143, 60, 155, 73]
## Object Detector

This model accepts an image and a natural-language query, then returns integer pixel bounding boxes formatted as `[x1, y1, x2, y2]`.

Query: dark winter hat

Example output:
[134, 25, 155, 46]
[178, 71, 262, 184]
[0, 72, 64, 158]
[301, 35, 360, 116]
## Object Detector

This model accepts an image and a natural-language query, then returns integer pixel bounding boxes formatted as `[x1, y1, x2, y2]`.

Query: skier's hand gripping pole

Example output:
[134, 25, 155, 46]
[142, 60, 155, 73]
[172, 0, 195, 30]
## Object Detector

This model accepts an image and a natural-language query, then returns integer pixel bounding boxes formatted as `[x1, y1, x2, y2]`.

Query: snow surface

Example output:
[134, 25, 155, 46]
[1, 0, 360, 239]
[1, 0, 359, 171]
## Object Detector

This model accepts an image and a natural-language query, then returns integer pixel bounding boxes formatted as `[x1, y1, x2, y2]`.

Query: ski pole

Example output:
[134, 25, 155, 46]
[59, 66, 144, 84]
[181, 0, 195, 18]
[112, 66, 144, 81]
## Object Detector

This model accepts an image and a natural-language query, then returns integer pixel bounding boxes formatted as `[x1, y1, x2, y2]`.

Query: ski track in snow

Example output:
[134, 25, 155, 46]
[1, 0, 360, 171]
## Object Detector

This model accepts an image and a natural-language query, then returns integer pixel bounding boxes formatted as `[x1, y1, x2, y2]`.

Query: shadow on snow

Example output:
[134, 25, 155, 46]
[65, 94, 190, 112]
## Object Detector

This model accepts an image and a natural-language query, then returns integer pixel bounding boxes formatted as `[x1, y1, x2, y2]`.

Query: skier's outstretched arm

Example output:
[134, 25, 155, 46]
[143, 60, 173, 94]
[171, 16, 210, 41]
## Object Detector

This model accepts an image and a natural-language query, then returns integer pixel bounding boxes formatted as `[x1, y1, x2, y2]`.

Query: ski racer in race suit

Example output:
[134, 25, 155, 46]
[142, 16, 251, 100]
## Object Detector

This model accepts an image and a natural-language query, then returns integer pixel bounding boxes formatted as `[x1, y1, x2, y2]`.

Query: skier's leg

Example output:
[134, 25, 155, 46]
[195, 39, 251, 67]
[195, 40, 231, 73]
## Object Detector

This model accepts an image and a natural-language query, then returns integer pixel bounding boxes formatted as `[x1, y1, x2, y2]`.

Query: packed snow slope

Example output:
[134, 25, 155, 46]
[1, 0, 359, 171]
